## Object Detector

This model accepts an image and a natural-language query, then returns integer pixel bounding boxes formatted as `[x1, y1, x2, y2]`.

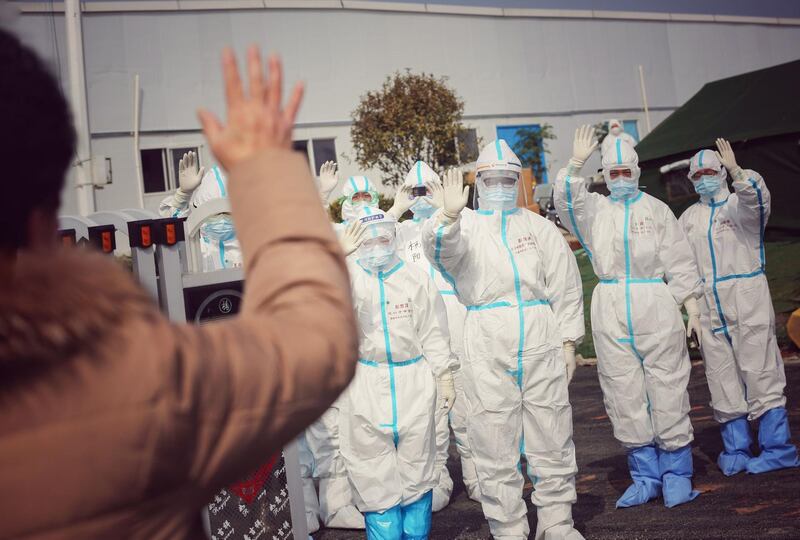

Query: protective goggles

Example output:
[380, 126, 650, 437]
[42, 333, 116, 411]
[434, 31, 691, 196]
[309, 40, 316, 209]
[478, 170, 519, 187]
[690, 168, 720, 181]
[608, 168, 633, 179]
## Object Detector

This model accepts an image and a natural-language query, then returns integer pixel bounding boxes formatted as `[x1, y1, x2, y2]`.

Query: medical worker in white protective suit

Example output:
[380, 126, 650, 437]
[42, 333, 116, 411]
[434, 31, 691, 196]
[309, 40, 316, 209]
[388, 161, 480, 510]
[554, 126, 703, 509]
[298, 162, 368, 532]
[421, 139, 585, 540]
[340, 206, 458, 540]
[159, 151, 241, 271]
[678, 139, 799, 476]
[600, 119, 637, 159]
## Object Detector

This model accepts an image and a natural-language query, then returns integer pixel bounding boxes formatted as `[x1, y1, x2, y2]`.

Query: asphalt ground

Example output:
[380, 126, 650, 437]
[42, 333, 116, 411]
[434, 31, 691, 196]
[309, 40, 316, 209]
[314, 356, 800, 540]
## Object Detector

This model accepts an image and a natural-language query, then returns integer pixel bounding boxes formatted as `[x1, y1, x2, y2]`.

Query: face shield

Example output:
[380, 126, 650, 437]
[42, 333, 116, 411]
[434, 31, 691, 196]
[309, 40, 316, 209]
[688, 149, 727, 199]
[477, 169, 519, 211]
[342, 190, 379, 222]
[357, 221, 397, 271]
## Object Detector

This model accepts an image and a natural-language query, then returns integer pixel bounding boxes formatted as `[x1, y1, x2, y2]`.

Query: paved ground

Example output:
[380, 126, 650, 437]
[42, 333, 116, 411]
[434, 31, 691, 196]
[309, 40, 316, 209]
[314, 357, 800, 539]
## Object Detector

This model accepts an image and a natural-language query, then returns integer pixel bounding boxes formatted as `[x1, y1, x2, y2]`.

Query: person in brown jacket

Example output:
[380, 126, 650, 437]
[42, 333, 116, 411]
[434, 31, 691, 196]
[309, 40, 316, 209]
[0, 30, 358, 539]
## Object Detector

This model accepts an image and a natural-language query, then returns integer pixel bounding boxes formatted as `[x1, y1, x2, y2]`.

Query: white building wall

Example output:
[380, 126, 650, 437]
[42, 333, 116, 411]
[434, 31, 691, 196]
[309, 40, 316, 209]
[13, 8, 800, 213]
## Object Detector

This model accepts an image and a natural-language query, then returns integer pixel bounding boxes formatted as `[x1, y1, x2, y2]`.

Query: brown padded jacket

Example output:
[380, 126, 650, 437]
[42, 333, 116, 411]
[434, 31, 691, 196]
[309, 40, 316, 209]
[0, 150, 358, 539]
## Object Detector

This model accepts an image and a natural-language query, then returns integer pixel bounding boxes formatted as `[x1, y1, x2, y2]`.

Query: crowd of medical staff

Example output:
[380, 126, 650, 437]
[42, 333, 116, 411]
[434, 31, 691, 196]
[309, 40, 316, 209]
[160, 118, 798, 540]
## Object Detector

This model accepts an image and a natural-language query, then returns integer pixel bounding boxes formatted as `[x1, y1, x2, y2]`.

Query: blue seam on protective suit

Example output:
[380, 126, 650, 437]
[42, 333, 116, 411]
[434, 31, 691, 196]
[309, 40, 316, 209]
[416, 162, 423, 186]
[172, 208, 181, 218]
[467, 299, 548, 311]
[348, 176, 358, 193]
[622, 197, 645, 364]
[698, 150, 705, 168]
[434, 225, 459, 295]
[377, 270, 400, 448]
[706, 198, 733, 347]
[500, 212, 525, 391]
[213, 166, 226, 197]
[616, 138, 622, 165]
[495, 140, 504, 160]
[599, 277, 662, 285]
[748, 178, 766, 271]
[219, 240, 227, 269]
[717, 269, 763, 282]
[564, 175, 593, 260]
[359, 355, 422, 368]
[439, 290, 456, 296]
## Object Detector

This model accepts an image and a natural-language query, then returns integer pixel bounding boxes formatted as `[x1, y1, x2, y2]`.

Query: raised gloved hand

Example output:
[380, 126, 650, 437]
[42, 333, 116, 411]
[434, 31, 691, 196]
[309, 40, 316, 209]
[684, 296, 702, 348]
[568, 124, 599, 175]
[427, 181, 444, 209]
[175, 151, 206, 202]
[339, 219, 367, 257]
[715, 138, 744, 182]
[437, 369, 456, 413]
[563, 341, 577, 383]
[388, 184, 414, 220]
[441, 168, 469, 224]
[318, 160, 339, 202]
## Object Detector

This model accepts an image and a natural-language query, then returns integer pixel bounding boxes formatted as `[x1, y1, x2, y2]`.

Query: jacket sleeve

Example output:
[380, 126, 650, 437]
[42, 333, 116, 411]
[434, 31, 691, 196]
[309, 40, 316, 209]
[731, 169, 770, 239]
[658, 204, 702, 304]
[421, 210, 469, 294]
[156, 150, 358, 493]
[415, 274, 457, 376]
[540, 219, 585, 343]
[553, 168, 601, 258]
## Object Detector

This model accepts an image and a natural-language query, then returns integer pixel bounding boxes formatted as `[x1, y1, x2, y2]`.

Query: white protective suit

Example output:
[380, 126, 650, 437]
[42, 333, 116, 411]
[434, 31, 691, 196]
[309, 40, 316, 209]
[553, 140, 701, 453]
[600, 119, 637, 160]
[300, 176, 377, 531]
[422, 140, 585, 540]
[340, 208, 458, 518]
[158, 165, 242, 271]
[678, 150, 786, 422]
[396, 161, 480, 509]
[297, 433, 321, 533]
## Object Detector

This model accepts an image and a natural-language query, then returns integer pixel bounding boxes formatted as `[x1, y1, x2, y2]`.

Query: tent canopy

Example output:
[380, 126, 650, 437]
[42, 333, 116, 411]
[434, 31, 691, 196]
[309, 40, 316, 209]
[636, 59, 800, 235]
[637, 59, 800, 163]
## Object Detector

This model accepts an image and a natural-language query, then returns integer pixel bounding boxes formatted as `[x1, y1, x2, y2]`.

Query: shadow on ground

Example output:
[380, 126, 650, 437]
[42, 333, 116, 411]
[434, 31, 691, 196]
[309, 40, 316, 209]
[314, 359, 800, 539]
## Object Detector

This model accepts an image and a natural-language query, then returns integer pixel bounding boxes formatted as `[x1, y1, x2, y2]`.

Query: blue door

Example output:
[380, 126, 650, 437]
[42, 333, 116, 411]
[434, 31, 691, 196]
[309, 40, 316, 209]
[496, 124, 549, 183]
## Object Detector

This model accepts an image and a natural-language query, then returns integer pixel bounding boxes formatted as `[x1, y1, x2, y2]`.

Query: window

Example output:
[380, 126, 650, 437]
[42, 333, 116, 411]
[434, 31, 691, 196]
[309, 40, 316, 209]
[622, 120, 640, 143]
[293, 138, 337, 175]
[140, 146, 200, 194]
[456, 128, 479, 163]
[663, 165, 696, 203]
[496, 124, 549, 183]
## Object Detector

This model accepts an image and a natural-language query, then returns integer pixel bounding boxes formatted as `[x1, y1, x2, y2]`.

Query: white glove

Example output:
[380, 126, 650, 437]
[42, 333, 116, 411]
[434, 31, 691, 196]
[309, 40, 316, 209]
[176, 151, 205, 201]
[437, 369, 456, 413]
[318, 160, 339, 202]
[440, 168, 469, 224]
[427, 181, 444, 209]
[567, 125, 598, 175]
[684, 296, 702, 348]
[715, 138, 744, 182]
[563, 341, 577, 383]
[339, 219, 367, 257]
[388, 184, 414, 220]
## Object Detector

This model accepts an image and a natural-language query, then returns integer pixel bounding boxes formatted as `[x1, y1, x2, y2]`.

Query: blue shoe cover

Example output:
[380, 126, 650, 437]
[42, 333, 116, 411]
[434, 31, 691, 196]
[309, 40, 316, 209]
[659, 445, 700, 508]
[746, 407, 800, 474]
[718, 416, 753, 476]
[365, 505, 403, 540]
[616, 445, 662, 509]
[401, 490, 432, 540]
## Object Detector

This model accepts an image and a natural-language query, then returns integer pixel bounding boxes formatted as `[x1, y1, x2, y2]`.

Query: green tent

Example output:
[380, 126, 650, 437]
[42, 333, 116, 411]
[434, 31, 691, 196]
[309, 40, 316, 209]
[636, 59, 800, 236]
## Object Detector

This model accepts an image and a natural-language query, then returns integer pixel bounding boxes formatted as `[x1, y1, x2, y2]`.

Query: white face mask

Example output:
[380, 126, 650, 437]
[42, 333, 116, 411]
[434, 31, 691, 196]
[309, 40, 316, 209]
[480, 184, 517, 211]
[411, 197, 436, 219]
[610, 125, 622, 136]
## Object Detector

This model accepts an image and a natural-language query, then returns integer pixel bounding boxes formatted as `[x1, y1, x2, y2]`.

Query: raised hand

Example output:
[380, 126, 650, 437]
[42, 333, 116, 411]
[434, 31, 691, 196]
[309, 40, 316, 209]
[198, 46, 304, 171]
[441, 168, 469, 221]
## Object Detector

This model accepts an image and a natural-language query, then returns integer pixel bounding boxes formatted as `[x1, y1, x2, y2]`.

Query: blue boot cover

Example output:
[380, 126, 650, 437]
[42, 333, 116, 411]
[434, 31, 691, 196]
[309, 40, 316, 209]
[616, 445, 662, 509]
[401, 490, 433, 540]
[365, 505, 403, 540]
[659, 445, 700, 508]
[746, 407, 800, 474]
[718, 416, 753, 476]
